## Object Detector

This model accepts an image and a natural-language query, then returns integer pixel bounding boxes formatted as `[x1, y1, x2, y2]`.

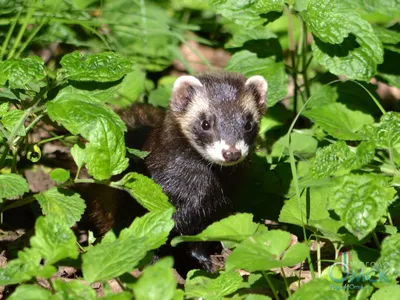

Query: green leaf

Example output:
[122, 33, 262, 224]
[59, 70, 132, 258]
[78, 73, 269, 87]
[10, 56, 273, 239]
[126, 147, 149, 159]
[30, 216, 79, 264]
[49, 168, 70, 184]
[8, 285, 52, 300]
[34, 187, 86, 227]
[82, 209, 174, 283]
[371, 285, 400, 300]
[287, 279, 348, 299]
[53, 279, 97, 300]
[374, 26, 400, 45]
[307, 84, 338, 109]
[226, 230, 309, 271]
[303, 102, 374, 140]
[350, 0, 400, 17]
[226, 50, 288, 106]
[132, 257, 176, 300]
[305, 0, 383, 80]
[1, 109, 26, 137]
[185, 270, 243, 299]
[363, 112, 400, 149]
[271, 131, 318, 159]
[376, 234, 400, 281]
[279, 186, 330, 227]
[59, 51, 132, 82]
[327, 174, 396, 239]
[47, 92, 128, 180]
[208, 0, 285, 29]
[112, 172, 174, 212]
[0, 173, 29, 201]
[0, 56, 45, 89]
[245, 295, 272, 300]
[0, 102, 9, 117]
[71, 143, 86, 171]
[171, 213, 259, 247]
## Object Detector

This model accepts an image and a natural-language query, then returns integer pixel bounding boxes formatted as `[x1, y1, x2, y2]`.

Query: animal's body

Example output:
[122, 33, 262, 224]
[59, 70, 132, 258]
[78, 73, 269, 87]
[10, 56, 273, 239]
[79, 72, 268, 275]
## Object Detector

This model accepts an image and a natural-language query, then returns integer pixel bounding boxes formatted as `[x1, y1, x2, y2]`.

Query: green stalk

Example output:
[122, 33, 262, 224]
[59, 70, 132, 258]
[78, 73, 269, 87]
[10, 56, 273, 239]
[15, 18, 47, 58]
[7, 5, 36, 59]
[262, 271, 280, 300]
[280, 267, 291, 297]
[0, 9, 21, 60]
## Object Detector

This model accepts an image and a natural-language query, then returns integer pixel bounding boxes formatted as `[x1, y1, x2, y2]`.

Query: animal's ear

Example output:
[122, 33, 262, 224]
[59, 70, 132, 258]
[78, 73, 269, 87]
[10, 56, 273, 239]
[171, 76, 203, 112]
[245, 75, 268, 114]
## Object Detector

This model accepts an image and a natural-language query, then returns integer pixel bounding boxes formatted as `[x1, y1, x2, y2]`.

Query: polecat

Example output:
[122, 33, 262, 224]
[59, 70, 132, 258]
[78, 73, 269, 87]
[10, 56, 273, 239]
[79, 72, 268, 275]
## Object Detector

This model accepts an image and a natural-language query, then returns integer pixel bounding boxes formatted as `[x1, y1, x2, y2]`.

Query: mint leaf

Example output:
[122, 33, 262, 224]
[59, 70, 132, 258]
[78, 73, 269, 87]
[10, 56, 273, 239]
[47, 92, 128, 180]
[303, 102, 374, 140]
[34, 187, 86, 227]
[49, 168, 70, 184]
[226, 50, 288, 106]
[171, 213, 259, 247]
[71, 143, 86, 171]
[376, 234, 400, 281]
[363, 112, 400, 149]
[374, 26, 400, 45]
[1, 109, 26, 137]
[185, 270, 243, 299]
[132, 257, 176, 300]
[371, 285, 400, 300]
[226, 230, 309, 271]
[209, 0, 284, 29]
[53, 279, 96, 300]
[82, 209, 174, 283]
[8, 285, 52, 300]
[305, 0, 383, 80]
[126, 147, 149, 159]
[328, 174, 396, 239]
[112, 172, 173, 212]
[0, 173, 29, 202]
[59, 51, 132, 82]
[288, 279, 348, 299]
[30, 216, 79, 264]
[0, 56, 45, 89]
[0, 102, 9, 117]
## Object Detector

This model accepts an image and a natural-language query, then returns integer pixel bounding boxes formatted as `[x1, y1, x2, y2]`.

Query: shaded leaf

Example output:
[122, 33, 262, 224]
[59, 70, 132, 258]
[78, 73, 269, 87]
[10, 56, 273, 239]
[49, 168, 70, 184]
[8, 285, 52, 300]
[287, 279, 348, 299]
[0, 173, 29, 202]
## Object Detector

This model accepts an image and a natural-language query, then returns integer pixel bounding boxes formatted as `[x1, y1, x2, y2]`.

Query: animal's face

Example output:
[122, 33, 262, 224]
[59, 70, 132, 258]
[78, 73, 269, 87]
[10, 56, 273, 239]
[171, 73, 268, 166]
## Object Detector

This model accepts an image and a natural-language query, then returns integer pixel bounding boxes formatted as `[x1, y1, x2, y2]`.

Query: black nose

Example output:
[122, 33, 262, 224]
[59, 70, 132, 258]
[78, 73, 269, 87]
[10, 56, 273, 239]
[222, 148, 241, 162]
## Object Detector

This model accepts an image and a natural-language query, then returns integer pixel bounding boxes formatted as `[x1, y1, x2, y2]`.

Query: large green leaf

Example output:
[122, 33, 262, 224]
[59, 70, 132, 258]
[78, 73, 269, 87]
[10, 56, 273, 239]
[288, 279, 348, 300]
[208, 0, 284, 29]
[303, 102, 374, 140]
[1, 109, 26, 137]
[47, 92, 128, 180]
[375, 234, 400, 282]
[34, 187, 86, 227]
[225, 230, 309, 271]
[112, 172, 174, 212]
[363, 112, 400, 149]
[171, 213, 260, 247]
[0, 56, 45, 89]
[0, 173, 29, 202]
[305, 0, 383, 80]
[52, 279, 97, 300]
[327, 174, 396, 239]
[226, 50, 288, 106]
[185, 270, 243, 299]
[8, 285, 52, 300]
[131, 257, 176, 300]
[59, 51, 132, 82]
[371, 285, 400, 300]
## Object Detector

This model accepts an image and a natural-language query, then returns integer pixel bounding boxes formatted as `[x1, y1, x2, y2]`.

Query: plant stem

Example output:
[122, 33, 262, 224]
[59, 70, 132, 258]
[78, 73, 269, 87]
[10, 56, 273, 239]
[15, 18, 47, 58]
[0, 195, 35, 213]
[280, 267, 291, 297]
[287, 8, 298, 116]
[0, 9, 21, 60]
[316, 237, 321, 277]
[261, 271, 280, 300]
[37, 134, 66, 145]
[372, 232, 381, 250]
[0, 144, 10, 169]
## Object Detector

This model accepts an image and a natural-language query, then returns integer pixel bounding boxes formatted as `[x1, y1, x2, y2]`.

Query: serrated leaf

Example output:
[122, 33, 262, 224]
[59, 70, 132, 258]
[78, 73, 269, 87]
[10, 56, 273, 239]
[303, 102, 374, 140]
[185, 270, 243, 299]
[375, 234, 400, 281]
[350, 0, 400, 17]
[171, 213, 259, 247]
[1, 109, 26, 137]
[225, 230, 309, 272]
[226, 50, 288, 106]
[112, 172, 173, 211]
[311, 141, 375, 179]
[30, 216, 79, 264]
[60, 51, 132, 82]
[0, 56, 45, 89]
[374, 26, 400, 45]
[287, 279, 348, 300]
[328, 174, 396, 239]
[34, 187, 86, 227]
[49, 168, 70, 183]
[209, 0, 284, 29]
[271, 131, 318, 159]
[363, 112, 400, 149]
[0, 173, 29, 201]
[47, 93, 128, 180]
[53, 279, 97, 300]
[132, 257, 176, 300]
[8, 284, 52, 300]
[305, 0, 383, 80]
[307, 84, 338, 109]
[82, 209, 174, 283]
[0, 102, 9, 117]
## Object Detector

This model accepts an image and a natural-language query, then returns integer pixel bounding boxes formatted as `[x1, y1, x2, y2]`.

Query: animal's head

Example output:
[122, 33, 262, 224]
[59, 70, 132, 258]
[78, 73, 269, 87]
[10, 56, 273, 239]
[170, 72, 268, 166]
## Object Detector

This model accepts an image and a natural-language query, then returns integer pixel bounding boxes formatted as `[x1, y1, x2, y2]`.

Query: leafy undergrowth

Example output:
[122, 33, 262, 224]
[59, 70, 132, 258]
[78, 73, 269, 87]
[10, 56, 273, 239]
[1, 0, 400, 299]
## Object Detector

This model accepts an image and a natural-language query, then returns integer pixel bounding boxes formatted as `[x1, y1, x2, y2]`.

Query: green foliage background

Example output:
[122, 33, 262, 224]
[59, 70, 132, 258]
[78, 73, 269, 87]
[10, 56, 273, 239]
[0, 0, 400, 299]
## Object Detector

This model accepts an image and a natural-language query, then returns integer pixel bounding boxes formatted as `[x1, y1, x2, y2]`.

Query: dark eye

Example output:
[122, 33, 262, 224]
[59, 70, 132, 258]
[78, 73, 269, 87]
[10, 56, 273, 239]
[244, 121, 253, 131]
[201, 120, 211, 131]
